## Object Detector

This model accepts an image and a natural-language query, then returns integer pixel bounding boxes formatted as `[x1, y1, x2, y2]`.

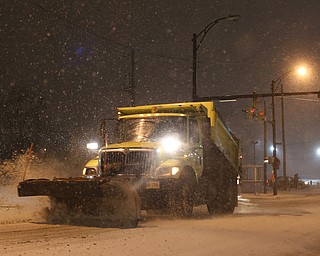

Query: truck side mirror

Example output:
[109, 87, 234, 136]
[100, 118, 120, 146]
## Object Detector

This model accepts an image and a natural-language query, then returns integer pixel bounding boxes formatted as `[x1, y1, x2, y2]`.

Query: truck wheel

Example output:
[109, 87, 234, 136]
[99, 179, 141, 228]
[206, 197, 223, 215]
[170, 179, 194, 217]
[146, 209, 170, 215]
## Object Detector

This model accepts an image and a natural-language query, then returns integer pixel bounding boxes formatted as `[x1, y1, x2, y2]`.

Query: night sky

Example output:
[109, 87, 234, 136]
[1, 0, 319, 178]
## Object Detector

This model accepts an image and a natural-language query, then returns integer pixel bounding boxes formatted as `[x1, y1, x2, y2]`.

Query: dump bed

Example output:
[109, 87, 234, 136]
[118, 101, 239, 169]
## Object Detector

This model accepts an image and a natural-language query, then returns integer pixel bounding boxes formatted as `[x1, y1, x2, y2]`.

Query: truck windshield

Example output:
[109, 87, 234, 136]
[119, 116, 187, 142]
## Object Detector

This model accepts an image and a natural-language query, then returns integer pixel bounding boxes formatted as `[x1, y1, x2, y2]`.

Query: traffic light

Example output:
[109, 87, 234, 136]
[242, 92, 266, 121]
[248, 107, 255, 119]
[243, 91, 259, 120]
[243, 107, 255, 119]
[257, 110, 265, 120]
[243, 107, 265, 120]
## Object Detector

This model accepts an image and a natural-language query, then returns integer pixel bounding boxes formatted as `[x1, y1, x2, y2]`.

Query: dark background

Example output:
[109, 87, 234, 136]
[1, 0, 319, 178]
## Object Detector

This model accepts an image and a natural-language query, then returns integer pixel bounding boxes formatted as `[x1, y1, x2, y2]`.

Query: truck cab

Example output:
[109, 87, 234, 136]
[98, 113, 203, 180]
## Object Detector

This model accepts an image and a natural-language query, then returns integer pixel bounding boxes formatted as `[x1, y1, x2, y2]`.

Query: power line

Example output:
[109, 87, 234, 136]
[286, 97, 320, 103]
[286, 156, 320, 160]
[28, 1, 301, 67]
[29, 1, 129, 50]
[286, 139, 320, 146]
[195, 90, 320, 101]
[28, 1, 191, 62]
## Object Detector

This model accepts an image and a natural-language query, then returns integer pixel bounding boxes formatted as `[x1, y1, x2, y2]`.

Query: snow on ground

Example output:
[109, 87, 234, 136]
[0, 184, 49, 224]
[0, 186, 320, 256]
[1, 155, 319, 255]
[0, 154, 78, 224]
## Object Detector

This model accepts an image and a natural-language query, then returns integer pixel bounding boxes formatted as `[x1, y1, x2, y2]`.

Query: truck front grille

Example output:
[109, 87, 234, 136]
[100, 149, 156, 176]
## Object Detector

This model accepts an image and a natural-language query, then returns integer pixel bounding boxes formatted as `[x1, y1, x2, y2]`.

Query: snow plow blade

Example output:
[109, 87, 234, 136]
[17, 177, 141, 228]
[18, 178, 116, 198]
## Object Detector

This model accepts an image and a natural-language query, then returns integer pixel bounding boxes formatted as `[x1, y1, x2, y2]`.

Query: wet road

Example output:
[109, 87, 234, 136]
[1, 188, 320, 256]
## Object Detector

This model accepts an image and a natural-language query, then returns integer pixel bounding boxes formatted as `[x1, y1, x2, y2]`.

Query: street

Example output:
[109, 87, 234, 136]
[0, 186, 320, 256]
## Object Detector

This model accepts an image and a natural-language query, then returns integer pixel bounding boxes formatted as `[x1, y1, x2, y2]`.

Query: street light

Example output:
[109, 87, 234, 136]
[269, 145, 280, 152]
[192, 15, 240, 101]
[270, 66, 308, 195]
[297, 66, 307, 76]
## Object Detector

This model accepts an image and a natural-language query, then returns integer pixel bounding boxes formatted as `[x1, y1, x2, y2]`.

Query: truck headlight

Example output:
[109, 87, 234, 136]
[171, 167, 179, 175]
[155, 166, 180, 176]
[83, 167, 97, 177]
[87, 142, 98, 150]
[161, 135, 181, 153]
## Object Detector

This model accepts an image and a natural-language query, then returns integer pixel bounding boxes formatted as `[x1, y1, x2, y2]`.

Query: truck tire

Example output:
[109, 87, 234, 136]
[98, 179, 141, 228]
[206, 196, 223, 215]
[170, 178, 194, 217]
[146, 209, 170, 215]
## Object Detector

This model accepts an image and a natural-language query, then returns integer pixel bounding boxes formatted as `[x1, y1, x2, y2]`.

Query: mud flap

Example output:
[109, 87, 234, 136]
[169, 179, 194, 217]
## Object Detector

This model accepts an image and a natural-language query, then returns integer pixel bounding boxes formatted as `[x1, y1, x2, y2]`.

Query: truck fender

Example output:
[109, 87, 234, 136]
[179, 166, 197, 185]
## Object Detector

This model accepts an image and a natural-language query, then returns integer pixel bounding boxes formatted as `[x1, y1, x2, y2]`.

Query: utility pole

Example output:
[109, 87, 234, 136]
[130, 49, 136, 106]
[124, 49, 136, 106]
[192, 15, 240, 101]
[263, 100, 267, 194]
[192, 33, 197, 101]
[280, 83, 287, 188]
[271, 81, 278, 195]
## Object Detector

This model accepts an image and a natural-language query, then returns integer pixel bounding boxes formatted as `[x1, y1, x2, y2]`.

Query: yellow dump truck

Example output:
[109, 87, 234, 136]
[18, 101, 240, 226]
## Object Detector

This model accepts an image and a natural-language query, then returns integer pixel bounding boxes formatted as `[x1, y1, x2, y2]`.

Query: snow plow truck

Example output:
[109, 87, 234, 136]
[18, 101, 240, 227]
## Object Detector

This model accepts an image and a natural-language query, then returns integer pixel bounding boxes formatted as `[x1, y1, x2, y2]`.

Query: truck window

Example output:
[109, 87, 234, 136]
[189, 118, 200, 145]
[119, 116, 187, 143]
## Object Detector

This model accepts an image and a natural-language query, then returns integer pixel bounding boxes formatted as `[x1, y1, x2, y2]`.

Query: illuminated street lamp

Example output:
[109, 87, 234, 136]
[269, 144, 281, 152]
[271, 66, 308, 195]
[297, 66, 307, 76]
[192, 15, 240, 101]
[317, 148, 320, 156]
